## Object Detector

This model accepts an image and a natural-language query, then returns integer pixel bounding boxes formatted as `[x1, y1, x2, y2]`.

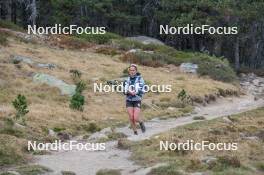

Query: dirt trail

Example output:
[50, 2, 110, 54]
[34, 94, 264, 175]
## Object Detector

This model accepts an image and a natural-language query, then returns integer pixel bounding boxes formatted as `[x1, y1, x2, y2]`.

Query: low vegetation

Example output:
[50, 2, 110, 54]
[77, 32, 121, 44]
[0, 20, 24, 32]
[96, 169, 121, 175]
[128, 108, 264, 174]
[118, 40, 237, 82]
[12, 94, 29, 125]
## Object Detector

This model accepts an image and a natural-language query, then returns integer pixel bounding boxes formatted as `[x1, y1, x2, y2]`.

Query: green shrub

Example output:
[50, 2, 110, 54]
[117, 37, 237, 82]
[0, 20, 24, 31]
[198, 58, 237, 82]
[177, 89, 192, 104]
[12, 94, 29, 124]
[76, 80, 86, 94]
[53, 126, 66, 132]
[81, 122, 101, 133]
[70, 92, 84, 111]
[77, 32, 121, 44]
[70, 69, 82, 79]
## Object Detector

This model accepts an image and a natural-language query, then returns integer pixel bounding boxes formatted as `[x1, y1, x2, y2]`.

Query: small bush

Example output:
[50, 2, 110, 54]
[70, 69, 82, 80]
[198, 59, 237, 82]
[76, 80, 86, 94]
[177, 89, 192, 104]
[12, 94, 29, 124]
[82, 122, 101, 133]
[70, 93, 84, 111]
[53, 127, 66, 132]
[96, 169, 121, 175]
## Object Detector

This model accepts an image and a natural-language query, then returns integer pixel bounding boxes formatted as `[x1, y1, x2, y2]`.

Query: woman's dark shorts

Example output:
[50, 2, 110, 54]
[126, 100, 141, 108]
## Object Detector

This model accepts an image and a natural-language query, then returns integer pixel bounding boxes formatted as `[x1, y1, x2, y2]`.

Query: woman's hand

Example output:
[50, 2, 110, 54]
[129, 90, 136, 96]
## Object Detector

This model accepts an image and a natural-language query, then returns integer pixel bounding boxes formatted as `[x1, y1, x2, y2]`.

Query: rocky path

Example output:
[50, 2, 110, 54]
[34, 93, 264, 175]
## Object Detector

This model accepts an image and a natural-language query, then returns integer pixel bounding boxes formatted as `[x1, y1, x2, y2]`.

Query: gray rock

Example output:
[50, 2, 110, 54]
[12, 55, 57, 70]
[33, 73, 76, 96]
[201, 156, 217, 164]
[13, 55, 34, 65]
[126, 36, 164, 45]
[222, 116, 233, 124]
[91, 77, 100, 82]
[179, 63, 198, 74]
[242, 136, 259, 141]
[167, 107, 176, 111]
[127, 49, 141, 53]
[36, 63, 56, 69]
[190, 173, 205, 175]
[14, 123, 26, 130]
[48, 129, 56, 137]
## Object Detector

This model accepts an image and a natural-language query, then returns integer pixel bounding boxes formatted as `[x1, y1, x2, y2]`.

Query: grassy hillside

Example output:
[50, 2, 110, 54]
[0, 27, 240, 167]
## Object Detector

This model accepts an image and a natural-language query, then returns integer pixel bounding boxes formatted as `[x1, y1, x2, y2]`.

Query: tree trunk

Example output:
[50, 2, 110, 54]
[234, 37, 240, 70]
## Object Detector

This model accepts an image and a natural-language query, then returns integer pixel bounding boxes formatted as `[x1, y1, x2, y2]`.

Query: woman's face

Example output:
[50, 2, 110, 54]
[128, 66, 137, 77]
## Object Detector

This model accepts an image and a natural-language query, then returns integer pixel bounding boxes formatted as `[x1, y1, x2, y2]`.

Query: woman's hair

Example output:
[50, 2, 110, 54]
[128, 64, 138, 71]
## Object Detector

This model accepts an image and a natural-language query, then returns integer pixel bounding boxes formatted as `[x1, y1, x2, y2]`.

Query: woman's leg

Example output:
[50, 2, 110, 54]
[127, 107, 137, 132]
[133, 106, 146, 133]
[133, 107, 142, 123]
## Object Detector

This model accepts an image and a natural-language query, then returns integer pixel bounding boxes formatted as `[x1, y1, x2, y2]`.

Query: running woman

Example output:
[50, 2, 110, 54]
[123, 64, 146, 135]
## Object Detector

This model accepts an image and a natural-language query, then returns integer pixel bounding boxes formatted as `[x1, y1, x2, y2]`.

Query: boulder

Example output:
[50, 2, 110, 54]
[201, 156, 217, 164]
[48, 129, 56, 137]
[13, 55, 34, 65]
[126, 36, 164, 45]
[33, 73, 76, 96]
[222, 116, 233, 124]
[12, 55, 56, 69]
[180, 63, 198, 74]
[36, 63, 56, 69]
